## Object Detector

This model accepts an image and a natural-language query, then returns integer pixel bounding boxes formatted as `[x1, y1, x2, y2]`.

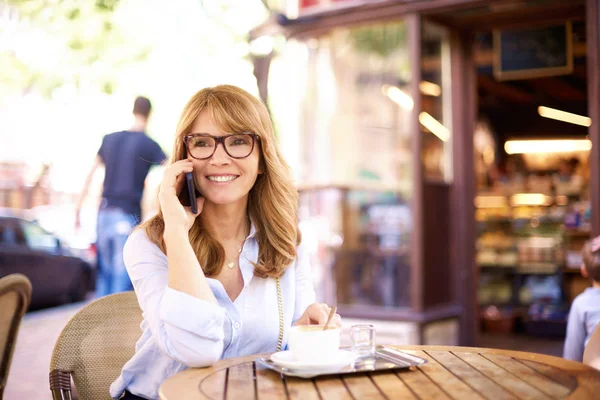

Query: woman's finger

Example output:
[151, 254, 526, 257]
[314, 304, 330, 325]
[332, 314, 342, 328]
[167, 161, 193, 185]
[160, 161, 193, 196]
[174, 170, 186, 195]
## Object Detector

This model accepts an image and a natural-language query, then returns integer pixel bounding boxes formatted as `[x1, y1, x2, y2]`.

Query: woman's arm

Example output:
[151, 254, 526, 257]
[292, 242, 342, 327]
[125, 160, 228, 367]
[164, 226, 217, 303]
[125, 232, 226, 367]
[292, 242, 317, 322]
[159, 160, 217, 304]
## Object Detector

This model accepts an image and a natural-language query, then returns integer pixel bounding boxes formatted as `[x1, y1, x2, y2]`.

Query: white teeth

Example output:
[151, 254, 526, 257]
[208, 176, 236, 182]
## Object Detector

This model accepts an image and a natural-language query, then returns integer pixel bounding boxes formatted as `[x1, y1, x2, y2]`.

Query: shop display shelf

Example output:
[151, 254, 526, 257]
[563, 229, 591, 238]
[478, 265, 517, 273]
[478, 264, 563, 275]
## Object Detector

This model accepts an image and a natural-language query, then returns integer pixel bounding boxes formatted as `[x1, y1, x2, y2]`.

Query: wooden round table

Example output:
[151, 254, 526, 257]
[159, 345, 600, 399]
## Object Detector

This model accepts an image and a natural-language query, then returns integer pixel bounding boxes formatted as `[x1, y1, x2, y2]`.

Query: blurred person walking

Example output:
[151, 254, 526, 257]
[76, 96, 167, 297]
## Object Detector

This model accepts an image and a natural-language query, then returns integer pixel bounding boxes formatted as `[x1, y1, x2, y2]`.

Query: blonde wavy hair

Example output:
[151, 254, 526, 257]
[140, 85, 300, 278]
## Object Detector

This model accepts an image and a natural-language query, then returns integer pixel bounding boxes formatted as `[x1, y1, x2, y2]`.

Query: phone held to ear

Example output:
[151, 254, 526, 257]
[185, 172, 198, 214]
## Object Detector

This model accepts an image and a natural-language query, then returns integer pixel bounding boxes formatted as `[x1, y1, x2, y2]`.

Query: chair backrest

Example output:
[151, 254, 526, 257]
[49, 291, 142, 400]
[583, 322, 600, 370]
[0, 273, 32, 400]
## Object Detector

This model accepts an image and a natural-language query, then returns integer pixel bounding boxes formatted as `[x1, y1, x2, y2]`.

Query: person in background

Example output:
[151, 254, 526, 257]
[110, 85, 341, 400]
[563, 236, 600, 361]
[76, 96, 167, 297]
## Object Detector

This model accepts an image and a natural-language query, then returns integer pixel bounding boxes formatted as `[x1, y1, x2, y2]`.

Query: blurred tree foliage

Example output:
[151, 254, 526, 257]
[350, 22, 407, 58]
[1, 0, 150, 98]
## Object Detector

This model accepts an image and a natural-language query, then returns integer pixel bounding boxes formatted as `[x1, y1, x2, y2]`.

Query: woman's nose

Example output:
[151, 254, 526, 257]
[209, 142, 231, 164]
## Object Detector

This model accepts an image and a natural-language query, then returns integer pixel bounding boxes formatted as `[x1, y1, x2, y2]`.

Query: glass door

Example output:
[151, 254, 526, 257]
[270, 19, 416, 314]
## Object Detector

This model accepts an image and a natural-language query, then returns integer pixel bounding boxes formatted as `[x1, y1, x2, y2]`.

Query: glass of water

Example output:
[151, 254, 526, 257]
[350, 324, 376, 358]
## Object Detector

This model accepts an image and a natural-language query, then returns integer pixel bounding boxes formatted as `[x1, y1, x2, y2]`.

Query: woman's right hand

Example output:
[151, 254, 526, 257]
[158, 160, 204, 232]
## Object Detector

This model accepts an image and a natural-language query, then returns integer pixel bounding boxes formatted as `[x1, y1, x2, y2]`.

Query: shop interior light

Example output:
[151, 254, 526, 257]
[538, 106, 591, 127]
[382, 84, 448, 141]
[419, 112, 450, 142]
[381, 84, 414, 110]
[505, 139, 592, 154]
[419, 81, 442, 97]
[510, 193, 553, 206]
[474, 195, 508, 208]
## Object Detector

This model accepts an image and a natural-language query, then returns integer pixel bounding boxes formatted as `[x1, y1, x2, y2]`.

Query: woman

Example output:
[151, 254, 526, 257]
[111, 85, 341, 400]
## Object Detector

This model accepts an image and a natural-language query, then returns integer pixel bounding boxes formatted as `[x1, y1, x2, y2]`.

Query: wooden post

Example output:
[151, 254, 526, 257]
[252, 53, 273, 109]
[408, 14, 424, 315]
[450, 29, 477, 346]
[587, 0, 600, 236]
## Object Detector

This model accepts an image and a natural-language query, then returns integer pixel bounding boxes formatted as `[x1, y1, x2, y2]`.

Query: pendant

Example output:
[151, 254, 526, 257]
[227, 261, 235, 269]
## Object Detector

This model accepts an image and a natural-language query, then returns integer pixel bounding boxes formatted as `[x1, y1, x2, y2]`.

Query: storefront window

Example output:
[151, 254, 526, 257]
[270, 21, 413, 309]
[420, 22, 453, 182]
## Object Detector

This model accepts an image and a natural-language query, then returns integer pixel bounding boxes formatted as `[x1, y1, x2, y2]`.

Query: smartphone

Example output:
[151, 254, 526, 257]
[180, 148, 199, 214]
[178, 171, 199, 214]
[185, 172, 198, 214]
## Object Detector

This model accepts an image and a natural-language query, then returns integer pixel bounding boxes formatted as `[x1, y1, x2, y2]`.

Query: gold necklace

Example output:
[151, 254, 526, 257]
[276, 277, 283, 352]
[226, 222, 250, 269]
[227, 246, 243, 269]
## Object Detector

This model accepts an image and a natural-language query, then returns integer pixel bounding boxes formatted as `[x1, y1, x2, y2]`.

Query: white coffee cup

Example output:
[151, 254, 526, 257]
[288, 325, 340, 363]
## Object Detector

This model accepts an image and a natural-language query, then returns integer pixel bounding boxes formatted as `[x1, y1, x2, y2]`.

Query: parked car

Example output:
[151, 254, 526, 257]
[0, 209, 96, 310]
[27, 204, 98, 268]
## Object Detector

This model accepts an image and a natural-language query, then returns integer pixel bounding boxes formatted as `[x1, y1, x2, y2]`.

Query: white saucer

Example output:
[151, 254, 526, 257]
[270, 350, 357, 371]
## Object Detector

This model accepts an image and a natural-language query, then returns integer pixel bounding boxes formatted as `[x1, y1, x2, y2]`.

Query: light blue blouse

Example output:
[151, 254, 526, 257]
[110, 223, 316, 399]
[563, 287, 600, 361]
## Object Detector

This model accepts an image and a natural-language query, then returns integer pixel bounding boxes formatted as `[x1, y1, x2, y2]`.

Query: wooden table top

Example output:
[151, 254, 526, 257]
[159, 345, 600, 399]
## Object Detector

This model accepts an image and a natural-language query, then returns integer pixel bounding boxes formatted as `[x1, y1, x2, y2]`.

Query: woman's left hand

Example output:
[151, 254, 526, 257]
[293, 303, 342, 327]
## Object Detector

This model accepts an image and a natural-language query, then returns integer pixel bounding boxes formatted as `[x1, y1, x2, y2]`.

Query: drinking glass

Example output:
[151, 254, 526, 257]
[350, 324, 376, 358]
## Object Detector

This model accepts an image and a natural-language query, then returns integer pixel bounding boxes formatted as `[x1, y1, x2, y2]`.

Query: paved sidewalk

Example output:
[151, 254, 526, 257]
[5, 301, 88, 400]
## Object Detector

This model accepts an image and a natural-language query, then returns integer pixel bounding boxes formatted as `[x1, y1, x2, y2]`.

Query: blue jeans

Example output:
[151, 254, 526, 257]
[96, 208, 136, 297]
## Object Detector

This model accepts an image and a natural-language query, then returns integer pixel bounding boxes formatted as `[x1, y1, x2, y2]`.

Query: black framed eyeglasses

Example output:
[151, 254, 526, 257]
[184, 132, 259, 160]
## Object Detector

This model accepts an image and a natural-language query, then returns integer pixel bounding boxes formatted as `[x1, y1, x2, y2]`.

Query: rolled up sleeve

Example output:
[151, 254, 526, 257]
[124, 231, 226, 367]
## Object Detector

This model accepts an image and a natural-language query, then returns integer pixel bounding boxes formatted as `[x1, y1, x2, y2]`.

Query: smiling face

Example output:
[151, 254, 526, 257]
[187, 109, 261, 207]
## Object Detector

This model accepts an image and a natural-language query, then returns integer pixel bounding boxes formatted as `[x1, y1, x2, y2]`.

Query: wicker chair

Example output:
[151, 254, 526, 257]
[0, 274, 32, 400]
[583, 322, 600, 370]
[49, 291, 142, 400]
